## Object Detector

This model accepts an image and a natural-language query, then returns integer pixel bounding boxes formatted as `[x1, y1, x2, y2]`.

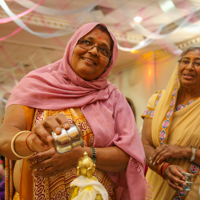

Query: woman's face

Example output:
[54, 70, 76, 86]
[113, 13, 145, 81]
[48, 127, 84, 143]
[71, 27, 112, 81]
[178, 49, 200, 90]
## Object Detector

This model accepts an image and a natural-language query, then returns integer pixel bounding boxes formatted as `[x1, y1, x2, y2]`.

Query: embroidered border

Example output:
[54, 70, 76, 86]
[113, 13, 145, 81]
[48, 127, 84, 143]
[141, 91, 163, 119]
[158, 77, 178, 145]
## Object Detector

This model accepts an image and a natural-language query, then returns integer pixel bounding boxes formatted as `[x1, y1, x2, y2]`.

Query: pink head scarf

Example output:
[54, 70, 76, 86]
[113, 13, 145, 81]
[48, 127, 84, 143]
[6, 22, 118, 110]
[6, 23, 148, 200]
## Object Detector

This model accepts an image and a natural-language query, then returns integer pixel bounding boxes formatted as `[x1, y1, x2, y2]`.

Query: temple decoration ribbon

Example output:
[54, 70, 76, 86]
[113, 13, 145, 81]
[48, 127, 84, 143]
[0, 0, 102, 38]
[0, 11, 34, 42]
[158, 0, 199, 28]
[0, 96, 7, 104]
[115, 0, 198, 54]
[157, 37, 182, 55]
[129, 7, 197, 40]
[117, 24, 165, 52]
[15, 0, 102, 16]
[0, 0, 45, 24]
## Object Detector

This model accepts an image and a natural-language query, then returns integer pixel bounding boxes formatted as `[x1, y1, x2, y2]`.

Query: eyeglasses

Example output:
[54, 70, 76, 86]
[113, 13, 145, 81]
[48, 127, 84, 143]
[178, 60, 200, 67]
[77, 39, 112, 58]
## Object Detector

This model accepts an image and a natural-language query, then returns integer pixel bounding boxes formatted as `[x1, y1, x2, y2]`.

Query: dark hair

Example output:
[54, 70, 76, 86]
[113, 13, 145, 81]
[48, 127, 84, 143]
[94, 24, 114, 54]
[179, 46, 200, 61]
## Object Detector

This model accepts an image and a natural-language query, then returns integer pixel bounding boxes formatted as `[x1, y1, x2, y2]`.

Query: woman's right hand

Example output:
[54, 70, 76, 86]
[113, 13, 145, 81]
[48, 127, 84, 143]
[27, 113, 71, 152]
[163, 165, 186, 191]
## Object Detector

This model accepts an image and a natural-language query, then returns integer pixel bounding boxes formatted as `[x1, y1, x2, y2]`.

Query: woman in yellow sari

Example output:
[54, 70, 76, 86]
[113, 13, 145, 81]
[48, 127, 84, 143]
[0, 23, 147, 200]
[142, 46, 200, 200]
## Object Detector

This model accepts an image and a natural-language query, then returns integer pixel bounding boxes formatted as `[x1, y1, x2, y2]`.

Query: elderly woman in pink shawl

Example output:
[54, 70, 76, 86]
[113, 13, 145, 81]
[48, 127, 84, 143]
[0, 23, 147, 200]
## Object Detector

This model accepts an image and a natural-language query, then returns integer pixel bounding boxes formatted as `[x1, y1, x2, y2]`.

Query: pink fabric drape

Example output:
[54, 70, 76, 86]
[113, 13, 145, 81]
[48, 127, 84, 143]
[6, 22, 147, 200]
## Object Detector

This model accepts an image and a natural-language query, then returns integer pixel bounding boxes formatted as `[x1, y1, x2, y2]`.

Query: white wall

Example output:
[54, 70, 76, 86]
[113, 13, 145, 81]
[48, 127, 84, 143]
[108, 51, 179, 129]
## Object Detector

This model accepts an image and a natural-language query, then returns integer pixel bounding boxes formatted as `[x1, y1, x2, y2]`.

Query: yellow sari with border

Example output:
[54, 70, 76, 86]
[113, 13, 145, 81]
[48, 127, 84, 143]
[142, 66, 200, 200]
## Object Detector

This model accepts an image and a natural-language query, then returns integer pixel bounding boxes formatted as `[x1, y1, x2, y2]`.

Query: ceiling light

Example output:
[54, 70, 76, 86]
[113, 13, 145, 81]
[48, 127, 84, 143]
[139, 41, 145, 46]
[134, 16, 142, 23]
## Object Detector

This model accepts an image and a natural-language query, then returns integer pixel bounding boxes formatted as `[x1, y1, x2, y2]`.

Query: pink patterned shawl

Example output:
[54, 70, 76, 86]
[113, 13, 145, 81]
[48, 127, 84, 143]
[6, 23, 147, 200]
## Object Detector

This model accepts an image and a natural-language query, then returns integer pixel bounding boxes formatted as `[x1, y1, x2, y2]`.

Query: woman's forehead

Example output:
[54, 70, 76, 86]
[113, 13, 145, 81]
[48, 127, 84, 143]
[183, 49, 200, 58]
[81, 28, 112, 46]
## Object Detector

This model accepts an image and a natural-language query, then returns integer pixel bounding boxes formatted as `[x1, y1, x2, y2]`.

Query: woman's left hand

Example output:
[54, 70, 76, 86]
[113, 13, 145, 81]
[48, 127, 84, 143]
[163, 164, 186, 191]
[150, 144, 185, 165]
[27, 147, 82, 177]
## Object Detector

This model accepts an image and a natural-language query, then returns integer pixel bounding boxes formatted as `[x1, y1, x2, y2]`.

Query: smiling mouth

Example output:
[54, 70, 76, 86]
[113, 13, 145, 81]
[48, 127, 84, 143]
[82, 57, 96, 65]
[183, 74, 194, 78]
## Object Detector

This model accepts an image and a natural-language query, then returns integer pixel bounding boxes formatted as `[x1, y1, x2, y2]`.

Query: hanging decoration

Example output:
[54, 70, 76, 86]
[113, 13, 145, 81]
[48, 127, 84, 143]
[0, 0, 45, 24]
[0, 11, 35, 42]
[39, 14, 66, 48]
[158, 0, 200, 34]
[1, 0, 75, 38]
[15, 0, 102, 16]
[156, 38, 182, 55]
[1, 0, 200, 104]
[0, 45, 26, 74]
[130, 8, 196, 40]
[158, 0, 198, 27]
[1, 0, 199, 52]
[1, 0, 102, 39]
[0, 96, 7, 104]
[117, 25, 165, 52]
[114, 0, 199, 53]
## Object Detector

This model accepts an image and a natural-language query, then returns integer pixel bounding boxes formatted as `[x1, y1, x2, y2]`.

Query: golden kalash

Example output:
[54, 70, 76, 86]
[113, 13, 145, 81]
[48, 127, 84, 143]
[70, 152, 108, 200]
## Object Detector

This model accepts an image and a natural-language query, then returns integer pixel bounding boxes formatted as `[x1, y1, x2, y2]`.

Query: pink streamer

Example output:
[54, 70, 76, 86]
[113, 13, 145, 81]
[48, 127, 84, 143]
[0, 11, 35, 42]
[0, 27, 22, 41]
[5, 0, 33, 1]
[0, 0, 45, 24]
[0, 45, 26, 74]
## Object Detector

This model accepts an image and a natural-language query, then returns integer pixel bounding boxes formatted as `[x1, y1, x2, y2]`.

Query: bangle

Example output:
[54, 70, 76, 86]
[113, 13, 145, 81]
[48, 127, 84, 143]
[156, 162, 166, 176]
[11, 131, 35, 159]
[190, 147, 197, 162]
[91, 147, 96, 164]
[161, 163, 170, 177]
[25, 131, 34, 152]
